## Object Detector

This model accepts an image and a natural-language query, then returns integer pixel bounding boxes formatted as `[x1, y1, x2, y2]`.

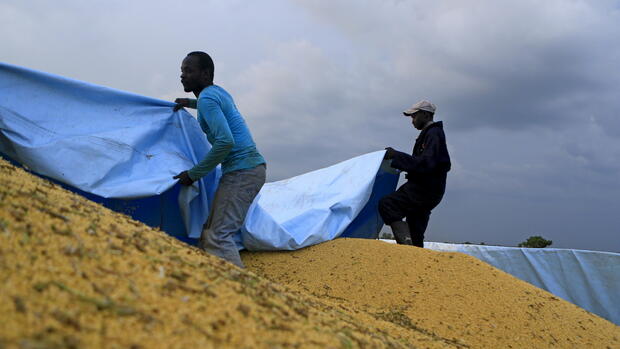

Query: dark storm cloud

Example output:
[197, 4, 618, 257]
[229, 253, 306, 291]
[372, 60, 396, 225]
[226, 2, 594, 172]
[292, 0, 620, 132]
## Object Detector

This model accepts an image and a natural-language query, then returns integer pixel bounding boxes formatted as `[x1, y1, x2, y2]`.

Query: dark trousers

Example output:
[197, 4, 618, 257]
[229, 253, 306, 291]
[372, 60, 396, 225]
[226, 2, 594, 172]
[378, 182, 442, 247]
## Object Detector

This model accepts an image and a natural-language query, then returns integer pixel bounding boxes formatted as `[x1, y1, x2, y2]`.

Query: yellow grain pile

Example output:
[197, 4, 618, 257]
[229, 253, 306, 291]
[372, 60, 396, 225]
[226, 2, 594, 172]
[0, 158, 457, 349]
[243, 239, 620, 348]
[2, 156, 619, 349]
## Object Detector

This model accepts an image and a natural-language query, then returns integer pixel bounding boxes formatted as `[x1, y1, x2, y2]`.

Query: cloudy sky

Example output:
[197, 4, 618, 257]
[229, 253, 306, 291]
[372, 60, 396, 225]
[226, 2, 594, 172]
[2, 0, 619, 252]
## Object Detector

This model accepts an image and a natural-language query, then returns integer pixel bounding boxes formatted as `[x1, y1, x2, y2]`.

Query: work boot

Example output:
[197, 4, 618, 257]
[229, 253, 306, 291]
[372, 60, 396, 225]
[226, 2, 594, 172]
[390, 221, 413, 245]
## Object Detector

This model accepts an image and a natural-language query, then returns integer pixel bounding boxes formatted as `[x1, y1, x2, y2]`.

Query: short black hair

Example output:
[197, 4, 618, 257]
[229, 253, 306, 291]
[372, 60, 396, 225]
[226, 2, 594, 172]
[187, 51, 214, 81]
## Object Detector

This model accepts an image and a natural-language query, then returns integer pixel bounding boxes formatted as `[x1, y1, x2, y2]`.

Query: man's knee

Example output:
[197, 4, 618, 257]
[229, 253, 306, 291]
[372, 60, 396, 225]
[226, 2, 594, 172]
[378, 196, 394, 221]
[379, 195, 405, 225]
[378, 196, 389, 212]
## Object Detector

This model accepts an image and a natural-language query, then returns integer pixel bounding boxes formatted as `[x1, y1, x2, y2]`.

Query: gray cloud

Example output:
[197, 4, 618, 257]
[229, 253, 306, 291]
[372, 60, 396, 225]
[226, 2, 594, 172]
[293, 0, 620, 131]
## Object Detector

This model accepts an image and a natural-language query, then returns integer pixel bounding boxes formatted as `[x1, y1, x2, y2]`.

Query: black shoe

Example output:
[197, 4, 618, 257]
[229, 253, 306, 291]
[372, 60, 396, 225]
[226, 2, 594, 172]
[390, 221, 413, 245]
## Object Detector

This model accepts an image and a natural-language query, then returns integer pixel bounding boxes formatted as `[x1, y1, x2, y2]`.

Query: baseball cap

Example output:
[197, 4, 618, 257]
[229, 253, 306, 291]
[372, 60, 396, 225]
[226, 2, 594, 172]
[403, 100, 436, 115]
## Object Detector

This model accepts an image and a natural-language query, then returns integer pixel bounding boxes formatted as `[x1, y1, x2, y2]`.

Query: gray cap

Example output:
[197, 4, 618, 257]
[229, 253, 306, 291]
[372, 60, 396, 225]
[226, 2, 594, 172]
[403, 100, 436, 115]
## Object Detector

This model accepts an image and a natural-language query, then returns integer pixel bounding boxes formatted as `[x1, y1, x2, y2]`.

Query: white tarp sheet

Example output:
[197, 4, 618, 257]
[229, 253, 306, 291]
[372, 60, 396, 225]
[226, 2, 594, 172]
[425, 242, 620, 325]
[243, 151, 392, 250]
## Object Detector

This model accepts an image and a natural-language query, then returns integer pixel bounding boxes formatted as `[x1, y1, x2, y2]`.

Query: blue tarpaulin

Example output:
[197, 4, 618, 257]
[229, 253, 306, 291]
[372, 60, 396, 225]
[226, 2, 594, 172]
[0, 61, 398, 249]
[0, 61, 217, 243]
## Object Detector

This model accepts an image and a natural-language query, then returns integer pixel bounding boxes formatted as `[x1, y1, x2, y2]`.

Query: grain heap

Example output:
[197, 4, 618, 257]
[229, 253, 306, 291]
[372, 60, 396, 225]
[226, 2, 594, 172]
[2, 156, 619, 348]
[0, 157, 457, 348]
[243, 239, 620, 348]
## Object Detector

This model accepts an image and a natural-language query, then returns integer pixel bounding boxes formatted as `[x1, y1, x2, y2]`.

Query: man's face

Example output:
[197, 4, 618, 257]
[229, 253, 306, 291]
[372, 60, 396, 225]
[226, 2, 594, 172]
[180, 56, 207, 93]
[410, 111, 430, 130]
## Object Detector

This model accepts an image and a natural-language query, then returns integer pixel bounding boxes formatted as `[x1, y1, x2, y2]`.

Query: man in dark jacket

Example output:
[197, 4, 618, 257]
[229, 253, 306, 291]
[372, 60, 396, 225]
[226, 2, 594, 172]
[379, 100, 451, 247]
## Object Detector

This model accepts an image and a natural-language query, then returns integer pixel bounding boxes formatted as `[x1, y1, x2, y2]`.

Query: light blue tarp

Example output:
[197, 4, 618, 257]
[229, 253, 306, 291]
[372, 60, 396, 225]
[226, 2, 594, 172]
[424, 242, 620, 325]
[0, 62, 216, 239]
[0, 62, 398, 249]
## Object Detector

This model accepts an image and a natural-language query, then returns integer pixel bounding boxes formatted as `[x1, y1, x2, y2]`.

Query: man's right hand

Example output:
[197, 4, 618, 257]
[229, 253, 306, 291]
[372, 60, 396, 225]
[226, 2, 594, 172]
[173, 170, 195, 186]
[174, 98, 191, 111]
[384, 147, 397, 160]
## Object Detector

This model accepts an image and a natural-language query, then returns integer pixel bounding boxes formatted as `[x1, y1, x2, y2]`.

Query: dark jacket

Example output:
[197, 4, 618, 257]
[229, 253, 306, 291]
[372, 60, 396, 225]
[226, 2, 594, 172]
[390, 121, 451, 203]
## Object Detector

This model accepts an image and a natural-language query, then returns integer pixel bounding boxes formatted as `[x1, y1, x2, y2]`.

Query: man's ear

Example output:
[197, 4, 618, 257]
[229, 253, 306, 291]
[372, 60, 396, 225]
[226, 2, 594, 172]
[203, 70, 213, 83]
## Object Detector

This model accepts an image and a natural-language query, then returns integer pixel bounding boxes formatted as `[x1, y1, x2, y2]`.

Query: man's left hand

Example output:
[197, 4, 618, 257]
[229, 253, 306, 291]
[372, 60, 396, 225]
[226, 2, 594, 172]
[173, 171, 194, 186]
[384, 147, 396, 160]
[173, 98, 190, 111]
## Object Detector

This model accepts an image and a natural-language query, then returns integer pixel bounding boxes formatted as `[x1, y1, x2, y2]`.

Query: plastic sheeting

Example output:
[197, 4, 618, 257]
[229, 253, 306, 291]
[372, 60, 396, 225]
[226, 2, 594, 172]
[425, 242, 620, 325]
[0, 62, 399, 250]
[242, 152, 398, 250]
[0, 62, 216, 239]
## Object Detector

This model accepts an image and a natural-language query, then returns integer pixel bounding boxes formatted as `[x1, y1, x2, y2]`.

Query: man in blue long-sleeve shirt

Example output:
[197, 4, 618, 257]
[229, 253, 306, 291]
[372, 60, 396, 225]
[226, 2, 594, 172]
[173, 51, 266, 267]
[380, 100, 450, 247]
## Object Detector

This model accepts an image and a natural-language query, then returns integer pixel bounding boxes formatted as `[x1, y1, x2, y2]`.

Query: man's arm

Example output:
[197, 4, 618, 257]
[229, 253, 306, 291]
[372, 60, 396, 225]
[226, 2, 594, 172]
[390, 131, 450, 174]
[186, 97, 234, 181]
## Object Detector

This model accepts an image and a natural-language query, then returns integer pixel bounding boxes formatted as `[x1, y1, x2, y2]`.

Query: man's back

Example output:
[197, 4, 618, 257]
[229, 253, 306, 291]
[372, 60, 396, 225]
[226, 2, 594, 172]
[196, 85, 265, 174]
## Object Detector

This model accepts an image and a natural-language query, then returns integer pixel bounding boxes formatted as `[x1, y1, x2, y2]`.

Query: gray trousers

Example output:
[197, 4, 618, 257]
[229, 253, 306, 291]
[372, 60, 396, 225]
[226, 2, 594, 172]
[198, 164, 266, 268]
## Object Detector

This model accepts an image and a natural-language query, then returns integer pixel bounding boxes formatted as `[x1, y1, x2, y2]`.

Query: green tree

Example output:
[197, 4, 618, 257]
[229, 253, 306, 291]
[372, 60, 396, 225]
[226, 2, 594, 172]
[518, 235, 552, 248]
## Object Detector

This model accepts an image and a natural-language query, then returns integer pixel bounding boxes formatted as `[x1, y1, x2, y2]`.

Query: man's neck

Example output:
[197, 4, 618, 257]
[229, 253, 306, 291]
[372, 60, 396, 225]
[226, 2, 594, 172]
[192, 87, 204, 98]
[422, 120, 434, 130]
[192, 83, 213, 98]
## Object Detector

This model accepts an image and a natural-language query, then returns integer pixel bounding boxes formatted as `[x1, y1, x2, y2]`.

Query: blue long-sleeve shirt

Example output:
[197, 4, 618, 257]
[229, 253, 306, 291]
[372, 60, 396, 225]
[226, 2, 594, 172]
[187, 85, 265, 180]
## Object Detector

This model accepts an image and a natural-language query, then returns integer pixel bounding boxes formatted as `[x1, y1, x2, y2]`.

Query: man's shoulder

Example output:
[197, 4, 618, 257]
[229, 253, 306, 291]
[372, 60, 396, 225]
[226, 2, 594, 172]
[198, 85, 218, 99]
[430, 121, 445, 129]
[199, 85, 233, 103]
[426, 122, 446, 136]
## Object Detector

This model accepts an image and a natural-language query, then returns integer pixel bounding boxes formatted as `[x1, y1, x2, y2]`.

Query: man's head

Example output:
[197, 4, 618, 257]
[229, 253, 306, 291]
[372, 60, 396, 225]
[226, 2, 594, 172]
[403, 100, 436, 130]
[408, 110, 434, 130]
[180, 51, 214, 94]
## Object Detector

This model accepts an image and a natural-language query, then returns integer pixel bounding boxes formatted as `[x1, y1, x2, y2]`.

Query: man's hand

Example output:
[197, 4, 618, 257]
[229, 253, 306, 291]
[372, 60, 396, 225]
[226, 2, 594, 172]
[173, 170, 195, 186]
[384, 147, 397, 160]
[174, 98, 191, 111]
